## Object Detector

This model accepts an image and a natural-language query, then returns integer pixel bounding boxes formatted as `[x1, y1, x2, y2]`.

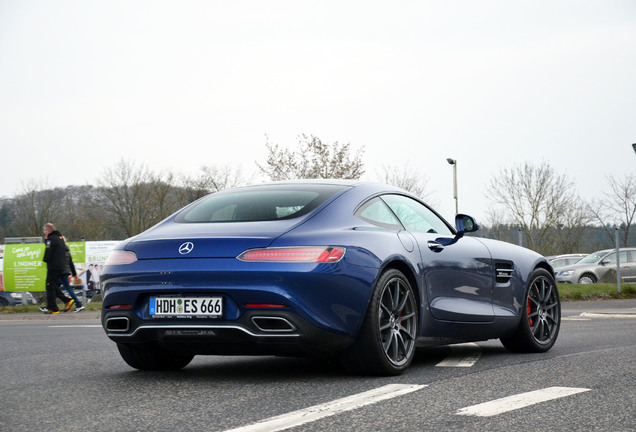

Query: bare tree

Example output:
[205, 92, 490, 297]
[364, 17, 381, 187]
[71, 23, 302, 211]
[485, 161, 590, 255]
[10, 177, 64, 237]
[588, 174, 636, 246]
[257, 134, 365, 180]
[178, 164, 254, 204]
[93, 159, 180, 237]
[377, 163, 438, 205]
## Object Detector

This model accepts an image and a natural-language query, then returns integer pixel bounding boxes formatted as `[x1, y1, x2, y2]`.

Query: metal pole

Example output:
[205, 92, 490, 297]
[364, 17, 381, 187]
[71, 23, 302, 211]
[453, 163, 458, 215]
[447, 158, 458, 215]
[615, 226, 621, 294]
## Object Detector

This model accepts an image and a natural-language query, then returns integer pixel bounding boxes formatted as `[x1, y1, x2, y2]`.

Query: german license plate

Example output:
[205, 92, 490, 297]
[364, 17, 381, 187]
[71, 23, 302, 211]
[149, 297, 223, 318]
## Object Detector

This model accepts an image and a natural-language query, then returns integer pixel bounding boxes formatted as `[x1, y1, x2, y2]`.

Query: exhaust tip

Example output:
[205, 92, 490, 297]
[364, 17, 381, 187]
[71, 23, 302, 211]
[251, 316, 297, 333]
[106, 317, 130, 332]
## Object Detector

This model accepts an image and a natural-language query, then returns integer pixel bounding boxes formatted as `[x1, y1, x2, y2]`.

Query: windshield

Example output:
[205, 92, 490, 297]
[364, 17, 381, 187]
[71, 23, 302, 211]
[174, 184, 348, 223]
[578, 252, 605, 264]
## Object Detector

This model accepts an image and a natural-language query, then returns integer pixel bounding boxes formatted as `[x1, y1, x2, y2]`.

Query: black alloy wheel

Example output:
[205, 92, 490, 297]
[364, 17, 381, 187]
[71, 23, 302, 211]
[340, 269, 418, 376]
[501, 268, 561, 353]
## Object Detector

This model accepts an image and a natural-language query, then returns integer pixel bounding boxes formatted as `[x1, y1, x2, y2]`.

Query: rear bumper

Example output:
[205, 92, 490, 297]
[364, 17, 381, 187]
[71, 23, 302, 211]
[102, 308, 354, 357]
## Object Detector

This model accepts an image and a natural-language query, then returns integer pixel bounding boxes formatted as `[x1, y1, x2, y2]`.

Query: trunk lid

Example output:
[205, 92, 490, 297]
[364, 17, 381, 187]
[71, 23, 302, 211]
[125, 220, 298, 259]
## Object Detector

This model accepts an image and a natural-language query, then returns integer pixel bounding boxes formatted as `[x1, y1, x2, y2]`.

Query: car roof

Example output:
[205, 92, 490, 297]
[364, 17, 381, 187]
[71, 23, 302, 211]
[590, 247, 636, 255]
[547, 254, 587, 259]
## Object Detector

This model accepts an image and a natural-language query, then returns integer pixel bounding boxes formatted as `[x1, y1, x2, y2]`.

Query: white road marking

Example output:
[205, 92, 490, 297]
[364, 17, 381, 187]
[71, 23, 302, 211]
[456, 386, 591, 417]
[48, 325, 102, 328]
[222, 384, 427, 432]
[436, 343, 481, 367]
[581, 312, 636, 319]
[562, 317, 591, 321]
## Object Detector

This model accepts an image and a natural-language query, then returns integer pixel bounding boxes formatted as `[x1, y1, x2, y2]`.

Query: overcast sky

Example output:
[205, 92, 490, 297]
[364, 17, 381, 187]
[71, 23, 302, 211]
[1, 0, 634, 223]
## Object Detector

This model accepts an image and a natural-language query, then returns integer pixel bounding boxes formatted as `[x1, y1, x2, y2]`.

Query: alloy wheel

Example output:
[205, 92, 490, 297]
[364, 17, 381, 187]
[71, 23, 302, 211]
[377, 276, 417, 366]
[526, 275, 560, 345]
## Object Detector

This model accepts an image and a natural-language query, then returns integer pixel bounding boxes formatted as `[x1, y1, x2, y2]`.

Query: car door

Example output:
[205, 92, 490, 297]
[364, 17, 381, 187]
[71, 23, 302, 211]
[381, 194, 495, 322]
[620, 250, 636, 282]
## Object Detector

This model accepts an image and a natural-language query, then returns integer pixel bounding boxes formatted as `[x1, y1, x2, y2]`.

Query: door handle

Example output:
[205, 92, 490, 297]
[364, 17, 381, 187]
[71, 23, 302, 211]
[427, 240, 444, 252]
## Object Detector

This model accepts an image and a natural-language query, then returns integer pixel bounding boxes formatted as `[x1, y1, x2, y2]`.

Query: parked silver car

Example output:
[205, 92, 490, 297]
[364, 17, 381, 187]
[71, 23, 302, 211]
[555, 248, 636, 284]
[546, 254, 588, 270]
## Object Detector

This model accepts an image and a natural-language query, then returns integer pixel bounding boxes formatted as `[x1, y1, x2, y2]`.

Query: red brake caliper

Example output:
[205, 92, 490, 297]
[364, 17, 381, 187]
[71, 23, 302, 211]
[527, 296, 533, 327]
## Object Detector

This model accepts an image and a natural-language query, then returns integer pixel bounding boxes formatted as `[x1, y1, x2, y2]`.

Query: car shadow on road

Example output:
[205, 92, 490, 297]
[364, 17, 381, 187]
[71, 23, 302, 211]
[111, 343, 517, 383]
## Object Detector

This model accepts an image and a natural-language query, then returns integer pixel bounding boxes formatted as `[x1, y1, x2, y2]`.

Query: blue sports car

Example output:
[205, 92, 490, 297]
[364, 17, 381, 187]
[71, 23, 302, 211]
[101, 181, 560, 375]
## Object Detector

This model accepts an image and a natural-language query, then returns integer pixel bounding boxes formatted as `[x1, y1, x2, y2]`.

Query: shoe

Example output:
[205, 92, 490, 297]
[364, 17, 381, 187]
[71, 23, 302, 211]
[44, 310, 60, 315]
[39, 307, 49, 312]
[63, 299, 75, 312]
[74, 306, 86, 313]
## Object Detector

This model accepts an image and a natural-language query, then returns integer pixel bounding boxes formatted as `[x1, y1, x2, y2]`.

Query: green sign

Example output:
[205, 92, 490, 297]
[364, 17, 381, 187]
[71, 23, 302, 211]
[3, 244, 47, 292]
[68, 242, 86, 265]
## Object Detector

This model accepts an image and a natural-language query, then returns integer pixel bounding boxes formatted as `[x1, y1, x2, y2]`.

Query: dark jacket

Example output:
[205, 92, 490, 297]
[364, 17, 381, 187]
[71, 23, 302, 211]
[43, 230, 67, 272]
[63, 245, 77, 277]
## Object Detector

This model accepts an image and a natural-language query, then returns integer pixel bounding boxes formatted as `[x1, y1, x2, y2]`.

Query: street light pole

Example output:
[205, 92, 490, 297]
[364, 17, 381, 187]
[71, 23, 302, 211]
[446, 158, 458, 215]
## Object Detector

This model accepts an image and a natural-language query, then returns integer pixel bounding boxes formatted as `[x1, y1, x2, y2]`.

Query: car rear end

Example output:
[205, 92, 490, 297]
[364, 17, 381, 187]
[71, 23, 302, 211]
[101, 183, 377, 358]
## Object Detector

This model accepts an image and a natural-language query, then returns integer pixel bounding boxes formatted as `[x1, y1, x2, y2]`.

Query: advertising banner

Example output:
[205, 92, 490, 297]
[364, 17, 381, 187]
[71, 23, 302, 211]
[2, 244, 47, 291]
[1, 241, 119, 292]
[76, 241, 119, 290]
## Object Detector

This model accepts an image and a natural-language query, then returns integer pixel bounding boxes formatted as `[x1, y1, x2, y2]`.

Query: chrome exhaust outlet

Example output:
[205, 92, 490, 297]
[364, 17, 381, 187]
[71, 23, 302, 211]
[106, 317, 130, 332]
[251, 316, 297, 333]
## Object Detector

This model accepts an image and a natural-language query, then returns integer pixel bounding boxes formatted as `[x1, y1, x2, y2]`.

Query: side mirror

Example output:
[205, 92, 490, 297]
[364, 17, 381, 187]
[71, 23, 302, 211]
[434, 214, 479, 247]
[455, 214, 479, 234]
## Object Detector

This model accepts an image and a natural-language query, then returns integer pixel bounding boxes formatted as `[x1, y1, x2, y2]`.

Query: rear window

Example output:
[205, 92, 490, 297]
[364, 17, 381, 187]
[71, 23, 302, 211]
[174, 184, 348, 223]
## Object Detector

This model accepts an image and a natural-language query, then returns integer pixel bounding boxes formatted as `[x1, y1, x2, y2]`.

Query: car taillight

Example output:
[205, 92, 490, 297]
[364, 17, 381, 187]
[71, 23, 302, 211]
[104, 250, 138, 265]
[106, 304, 132, 310]
[237, 246, 345, 263]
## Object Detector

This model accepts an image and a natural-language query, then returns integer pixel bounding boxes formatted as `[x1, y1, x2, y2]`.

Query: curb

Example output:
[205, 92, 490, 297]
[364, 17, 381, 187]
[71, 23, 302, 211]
[0, 311, 101, 321]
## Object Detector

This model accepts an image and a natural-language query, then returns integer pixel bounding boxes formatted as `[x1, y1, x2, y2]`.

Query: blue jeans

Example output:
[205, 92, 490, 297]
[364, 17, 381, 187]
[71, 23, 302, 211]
[58, 276, 82, 307]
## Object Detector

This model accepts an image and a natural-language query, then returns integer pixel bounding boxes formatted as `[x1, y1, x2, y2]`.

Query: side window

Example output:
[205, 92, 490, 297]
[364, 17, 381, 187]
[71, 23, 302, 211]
[604, 252, 628, 264]
[355, 197, 403, 229]
[381, 194, 453, 235]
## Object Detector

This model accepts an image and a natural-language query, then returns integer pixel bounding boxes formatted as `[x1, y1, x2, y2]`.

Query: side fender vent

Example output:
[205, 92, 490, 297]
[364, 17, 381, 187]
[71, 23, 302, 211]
[495, 262, 514, 284]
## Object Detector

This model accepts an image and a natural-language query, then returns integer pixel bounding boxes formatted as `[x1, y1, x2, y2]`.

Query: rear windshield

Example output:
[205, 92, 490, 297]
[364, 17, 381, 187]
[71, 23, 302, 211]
[174, 184, 348, 223]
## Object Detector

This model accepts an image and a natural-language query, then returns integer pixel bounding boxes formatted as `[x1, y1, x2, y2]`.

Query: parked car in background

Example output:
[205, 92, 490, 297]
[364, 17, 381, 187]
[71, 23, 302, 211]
[555, 248, 636, 284]
[0, 291, 37, 306]
[546, 254, 588, 270]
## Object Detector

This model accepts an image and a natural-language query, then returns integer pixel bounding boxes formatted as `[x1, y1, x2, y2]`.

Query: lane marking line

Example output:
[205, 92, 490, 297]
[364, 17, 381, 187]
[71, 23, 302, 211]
[456, 386, 591, 417]
[436, 342, 481, 367]
[222, 383, 427, 432]
[48, 325, 103, 328]
[580, 312, 636, 319]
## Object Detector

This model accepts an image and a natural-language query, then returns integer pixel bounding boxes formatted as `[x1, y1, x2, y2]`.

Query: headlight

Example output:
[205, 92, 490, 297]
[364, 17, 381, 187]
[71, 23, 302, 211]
[558, 270, 573, 277]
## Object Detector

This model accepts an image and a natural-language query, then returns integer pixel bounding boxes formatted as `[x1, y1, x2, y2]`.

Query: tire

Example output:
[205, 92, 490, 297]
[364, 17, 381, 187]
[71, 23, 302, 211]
[340, 269, 418, 376]
[501, 268, 561, 353]
[578, 274, 597, 284]
[117, 343, 194, 371]
[0, 297, 10, 306]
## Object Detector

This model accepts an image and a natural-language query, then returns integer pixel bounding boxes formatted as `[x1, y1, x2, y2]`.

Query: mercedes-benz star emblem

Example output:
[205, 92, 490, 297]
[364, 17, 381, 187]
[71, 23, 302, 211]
[178, 242, 194, 255]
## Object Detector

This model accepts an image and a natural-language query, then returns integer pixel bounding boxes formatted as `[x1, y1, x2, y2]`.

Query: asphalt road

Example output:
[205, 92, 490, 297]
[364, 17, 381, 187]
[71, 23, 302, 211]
[1, 300, 634, 432]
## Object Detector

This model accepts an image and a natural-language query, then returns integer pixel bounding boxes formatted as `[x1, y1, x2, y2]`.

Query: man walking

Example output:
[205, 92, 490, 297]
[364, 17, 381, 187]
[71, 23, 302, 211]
[41, 223, 74, 314]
